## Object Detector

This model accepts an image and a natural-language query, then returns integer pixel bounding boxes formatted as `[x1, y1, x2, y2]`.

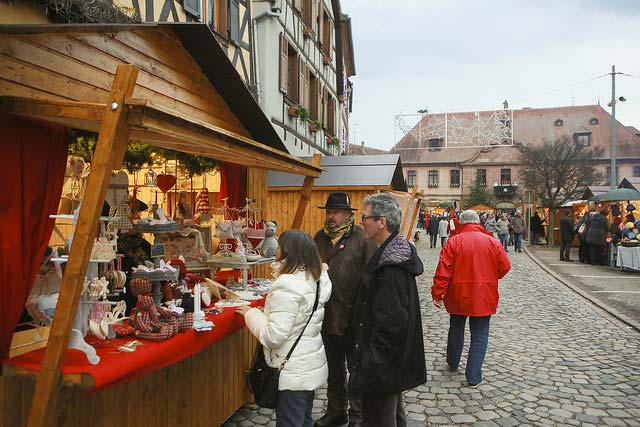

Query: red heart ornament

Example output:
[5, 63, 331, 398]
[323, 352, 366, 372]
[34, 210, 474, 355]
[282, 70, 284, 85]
[156, 174, 176, 194]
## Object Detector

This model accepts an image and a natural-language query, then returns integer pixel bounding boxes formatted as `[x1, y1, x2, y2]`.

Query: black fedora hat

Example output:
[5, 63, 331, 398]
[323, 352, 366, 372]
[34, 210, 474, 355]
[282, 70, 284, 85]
[319, 192, 357, 211]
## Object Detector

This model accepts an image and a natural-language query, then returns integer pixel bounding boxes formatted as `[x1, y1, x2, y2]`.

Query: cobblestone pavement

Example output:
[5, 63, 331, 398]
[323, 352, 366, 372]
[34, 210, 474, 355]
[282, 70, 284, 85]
[223, 238, 640, 426]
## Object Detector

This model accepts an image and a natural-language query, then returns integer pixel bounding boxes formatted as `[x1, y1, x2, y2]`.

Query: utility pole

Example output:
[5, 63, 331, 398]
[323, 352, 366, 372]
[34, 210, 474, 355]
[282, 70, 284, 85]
[610, 65, 617, 189]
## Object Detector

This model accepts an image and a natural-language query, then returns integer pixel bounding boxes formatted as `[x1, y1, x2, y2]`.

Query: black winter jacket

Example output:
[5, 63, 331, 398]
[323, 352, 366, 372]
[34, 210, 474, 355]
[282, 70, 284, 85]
[585, 214, 609, 246]
[347, 232, 426, 399]
[560, 215, 575, 242]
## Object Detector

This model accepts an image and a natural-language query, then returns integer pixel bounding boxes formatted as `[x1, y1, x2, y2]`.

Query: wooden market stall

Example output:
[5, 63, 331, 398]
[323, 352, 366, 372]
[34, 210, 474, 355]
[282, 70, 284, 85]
[0, 23, 322, 427]
[466, 204, 495, 214]
[267, 154, 409, 235]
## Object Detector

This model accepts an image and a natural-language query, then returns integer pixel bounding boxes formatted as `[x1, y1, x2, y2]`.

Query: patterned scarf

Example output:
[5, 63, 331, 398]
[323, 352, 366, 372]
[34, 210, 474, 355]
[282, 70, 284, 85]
[323, 216, 354, 246]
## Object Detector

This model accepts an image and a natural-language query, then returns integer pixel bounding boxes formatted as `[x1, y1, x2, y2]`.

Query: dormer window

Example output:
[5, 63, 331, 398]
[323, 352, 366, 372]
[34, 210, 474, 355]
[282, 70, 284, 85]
[554, 119, 563, 127]
[590, 118, 599, 125]
[574, 132, 591, 147]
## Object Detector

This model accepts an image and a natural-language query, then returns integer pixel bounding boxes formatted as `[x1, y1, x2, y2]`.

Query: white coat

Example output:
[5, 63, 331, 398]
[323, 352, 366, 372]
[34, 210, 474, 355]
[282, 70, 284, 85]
[244, 264, 332, 391]
[438, 219, 449, 237]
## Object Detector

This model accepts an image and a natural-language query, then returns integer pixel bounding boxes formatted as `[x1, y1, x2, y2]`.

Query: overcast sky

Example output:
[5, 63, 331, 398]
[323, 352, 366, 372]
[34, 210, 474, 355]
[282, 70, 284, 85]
[346, 0, 640, 150]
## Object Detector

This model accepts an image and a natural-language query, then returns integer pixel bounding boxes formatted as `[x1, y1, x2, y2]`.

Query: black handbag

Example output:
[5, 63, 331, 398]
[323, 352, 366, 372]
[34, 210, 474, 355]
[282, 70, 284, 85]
[247, 280, 320, 408]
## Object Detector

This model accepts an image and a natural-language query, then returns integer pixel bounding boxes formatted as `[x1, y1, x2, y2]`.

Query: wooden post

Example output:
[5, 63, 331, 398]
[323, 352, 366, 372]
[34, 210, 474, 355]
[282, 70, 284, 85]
[400, 186, 419, 239]
[406, 189, 422, 240]
[27, 64, 139, 427]
[291, 154, 322, 229]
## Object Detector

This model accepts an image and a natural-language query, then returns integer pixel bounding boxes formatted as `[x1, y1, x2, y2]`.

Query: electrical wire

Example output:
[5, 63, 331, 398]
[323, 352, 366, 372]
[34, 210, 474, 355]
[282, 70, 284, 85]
[511, 73, 610, 106]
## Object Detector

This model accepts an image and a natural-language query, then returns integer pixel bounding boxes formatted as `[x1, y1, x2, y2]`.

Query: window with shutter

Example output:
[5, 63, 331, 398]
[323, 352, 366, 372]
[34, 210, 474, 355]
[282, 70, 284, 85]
[302, 0, 313, 29]
[321, 8, 332, 56]
[304, 66, 312, 114]
[184, 0, 201, 19]
[286, 43, 300, 102]
[298, 57, 306, 107]
[311, 0, 318, 35]
[322, 86, 328, 130]
[327, 95, 335, 135]
[216, 0, 229, 37]
[229, 0, 240, 44]
[279, 33, 288, 94]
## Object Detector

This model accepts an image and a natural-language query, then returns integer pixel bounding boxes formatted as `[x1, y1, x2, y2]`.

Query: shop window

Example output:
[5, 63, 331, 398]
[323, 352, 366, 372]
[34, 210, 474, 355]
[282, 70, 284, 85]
[428, 170, 439, 188]
[573, 132, 591, 147]
[477, 169, 487, 186]
[634, 165, 640, 177]
[500, 168, 511, 185]
[450, 170, 460, 187]
[407, 170, 416, 188]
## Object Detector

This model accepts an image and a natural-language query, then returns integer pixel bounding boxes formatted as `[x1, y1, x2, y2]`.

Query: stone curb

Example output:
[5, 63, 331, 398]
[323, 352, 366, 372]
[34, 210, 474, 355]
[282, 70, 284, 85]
[523, 245, 640, 333]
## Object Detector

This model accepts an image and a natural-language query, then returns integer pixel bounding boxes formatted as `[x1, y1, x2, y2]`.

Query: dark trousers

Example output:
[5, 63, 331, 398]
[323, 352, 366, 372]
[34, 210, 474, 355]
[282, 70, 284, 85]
[323, 333, 362, 421]
[589, 244, 605, 265]
[440, 236, 447, 247]
[579, 238, 588, 262]
[429, 233, 438, 247]
[447, 315, 491, 385]
[560, 240, 572, 260]
[362, 392, 406, 427]
[276, 390, 314, 427]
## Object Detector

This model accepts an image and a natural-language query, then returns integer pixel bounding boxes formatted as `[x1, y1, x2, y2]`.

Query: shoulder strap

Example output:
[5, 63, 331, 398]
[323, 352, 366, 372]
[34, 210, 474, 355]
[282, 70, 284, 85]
[280, 280, 320, 369]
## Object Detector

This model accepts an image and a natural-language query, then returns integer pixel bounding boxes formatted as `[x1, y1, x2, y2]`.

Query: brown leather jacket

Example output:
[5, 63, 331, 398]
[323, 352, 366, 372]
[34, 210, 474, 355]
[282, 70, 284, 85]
[314, 224, 375, 336]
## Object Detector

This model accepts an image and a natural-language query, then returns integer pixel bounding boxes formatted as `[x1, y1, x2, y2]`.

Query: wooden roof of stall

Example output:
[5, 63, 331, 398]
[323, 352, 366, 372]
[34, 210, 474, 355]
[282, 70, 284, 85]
[0, 23, 322, 177]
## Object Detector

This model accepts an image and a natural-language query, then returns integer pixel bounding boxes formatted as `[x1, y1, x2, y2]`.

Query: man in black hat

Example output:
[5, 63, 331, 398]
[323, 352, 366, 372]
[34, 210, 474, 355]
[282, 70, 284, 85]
[314, 192, 375, 427]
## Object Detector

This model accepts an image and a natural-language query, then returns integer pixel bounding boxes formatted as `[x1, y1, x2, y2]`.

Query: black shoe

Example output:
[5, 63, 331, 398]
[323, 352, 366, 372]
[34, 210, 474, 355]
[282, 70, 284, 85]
[566, 259, 575, 262]
[315, 414, 349, 427]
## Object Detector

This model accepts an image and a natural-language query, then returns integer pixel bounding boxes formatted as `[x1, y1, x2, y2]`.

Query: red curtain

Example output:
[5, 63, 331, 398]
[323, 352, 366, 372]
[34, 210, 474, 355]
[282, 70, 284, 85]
[0, 111, 68, 360]
[218, 162, 246, 211]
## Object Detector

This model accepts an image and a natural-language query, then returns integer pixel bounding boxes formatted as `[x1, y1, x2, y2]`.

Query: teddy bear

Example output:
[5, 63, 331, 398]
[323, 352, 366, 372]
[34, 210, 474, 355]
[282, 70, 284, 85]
[129, 278, 193, 341]
[256, 221, 278, 258]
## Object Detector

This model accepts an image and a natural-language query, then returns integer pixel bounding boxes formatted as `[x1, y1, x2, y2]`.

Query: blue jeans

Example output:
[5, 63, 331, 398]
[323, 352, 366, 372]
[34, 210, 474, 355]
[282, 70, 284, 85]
[513, 233, 523, 251]
[447, 315, 491, 385]
[498, 234, 509, 251]
[276, 390, 314, 427]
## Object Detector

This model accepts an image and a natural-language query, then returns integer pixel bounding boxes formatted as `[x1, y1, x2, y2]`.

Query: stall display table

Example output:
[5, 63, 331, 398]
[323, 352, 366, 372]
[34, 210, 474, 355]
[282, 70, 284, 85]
[616, 245, 640, 272]
[1, 298, 264, 426]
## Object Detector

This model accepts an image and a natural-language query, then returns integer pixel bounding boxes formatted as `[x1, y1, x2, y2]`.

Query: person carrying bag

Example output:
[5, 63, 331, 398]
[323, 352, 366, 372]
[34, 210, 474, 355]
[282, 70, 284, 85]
[237, 230, 332, 427]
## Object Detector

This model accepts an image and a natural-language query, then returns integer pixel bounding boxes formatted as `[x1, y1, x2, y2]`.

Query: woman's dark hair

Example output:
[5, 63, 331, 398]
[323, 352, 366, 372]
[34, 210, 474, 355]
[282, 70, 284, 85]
[277, 229, 322, 281]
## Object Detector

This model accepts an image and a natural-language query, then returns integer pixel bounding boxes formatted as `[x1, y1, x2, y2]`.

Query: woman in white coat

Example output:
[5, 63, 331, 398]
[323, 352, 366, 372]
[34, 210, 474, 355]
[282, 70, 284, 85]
[237, 229, 332, 427]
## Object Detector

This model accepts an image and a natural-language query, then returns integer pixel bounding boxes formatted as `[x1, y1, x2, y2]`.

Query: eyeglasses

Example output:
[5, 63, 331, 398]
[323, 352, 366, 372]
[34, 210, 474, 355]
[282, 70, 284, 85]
[361, 214, 384, 222]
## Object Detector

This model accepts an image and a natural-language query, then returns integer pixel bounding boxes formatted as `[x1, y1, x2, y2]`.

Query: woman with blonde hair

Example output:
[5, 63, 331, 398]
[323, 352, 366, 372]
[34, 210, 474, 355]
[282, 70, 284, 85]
[237, 229, 332, 427]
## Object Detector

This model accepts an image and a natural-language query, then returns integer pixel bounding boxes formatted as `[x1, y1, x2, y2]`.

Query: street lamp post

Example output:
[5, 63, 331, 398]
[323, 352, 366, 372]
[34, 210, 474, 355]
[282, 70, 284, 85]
[610, 65, 617, 189]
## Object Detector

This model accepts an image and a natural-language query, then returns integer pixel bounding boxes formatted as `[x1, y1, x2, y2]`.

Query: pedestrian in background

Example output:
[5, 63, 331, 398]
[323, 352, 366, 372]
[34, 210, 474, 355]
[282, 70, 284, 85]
[314, 192, 375, 427]
[510, 210, 525, 252]
[559, 209, 576, 262]
[431, 210, 511, 388]
[349, 193, 426, 427]
[484, 213, 498, 238]
[438, 215, 449, 247]
[237, 230, 332, 427]
[496, 214, 510, 252]
[427, 214, 440, 248]
[530, 212, 545, 245]
[585, 209, 609, 265]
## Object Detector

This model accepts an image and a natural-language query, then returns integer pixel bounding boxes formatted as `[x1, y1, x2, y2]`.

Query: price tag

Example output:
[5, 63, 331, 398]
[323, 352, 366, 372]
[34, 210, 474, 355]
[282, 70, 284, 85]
[150, 243, 166, 258]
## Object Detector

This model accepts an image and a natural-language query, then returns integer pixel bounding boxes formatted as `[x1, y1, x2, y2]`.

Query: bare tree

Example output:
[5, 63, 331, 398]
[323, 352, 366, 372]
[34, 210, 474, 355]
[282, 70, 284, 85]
[519, 135, 604, 244]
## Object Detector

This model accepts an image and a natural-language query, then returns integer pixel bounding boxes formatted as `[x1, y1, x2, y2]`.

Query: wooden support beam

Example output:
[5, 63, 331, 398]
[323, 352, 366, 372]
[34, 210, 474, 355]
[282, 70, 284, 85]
[400, 186, 419, 240]
[291, 154, 323, 229]
[406, 188, 422, 240]
[26, 64, 139, 427]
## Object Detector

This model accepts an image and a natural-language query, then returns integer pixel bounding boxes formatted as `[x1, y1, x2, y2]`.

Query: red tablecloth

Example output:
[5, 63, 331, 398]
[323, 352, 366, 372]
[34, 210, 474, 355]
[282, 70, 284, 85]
[4, 298, 264, 391]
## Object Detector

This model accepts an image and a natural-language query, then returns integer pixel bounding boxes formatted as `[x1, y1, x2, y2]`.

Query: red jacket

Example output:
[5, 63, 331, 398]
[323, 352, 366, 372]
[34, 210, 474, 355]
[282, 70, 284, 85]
[431, 223, 511, 316]
[447, 217, 460, 236]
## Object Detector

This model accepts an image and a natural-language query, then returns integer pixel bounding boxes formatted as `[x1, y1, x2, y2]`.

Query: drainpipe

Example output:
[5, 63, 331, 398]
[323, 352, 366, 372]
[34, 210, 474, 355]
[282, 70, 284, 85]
[252, 9, 281, 106]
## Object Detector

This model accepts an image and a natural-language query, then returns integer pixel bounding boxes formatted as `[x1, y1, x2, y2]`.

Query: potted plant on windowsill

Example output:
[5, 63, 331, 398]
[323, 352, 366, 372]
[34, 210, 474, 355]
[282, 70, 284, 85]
[309, 119, 322, 133]
[288, 104, 309, 122]
[303, 27, 313, 39]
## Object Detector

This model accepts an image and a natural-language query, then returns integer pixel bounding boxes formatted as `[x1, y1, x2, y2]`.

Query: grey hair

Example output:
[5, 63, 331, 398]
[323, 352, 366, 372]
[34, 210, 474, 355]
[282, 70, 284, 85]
[363, 193, 402, 233]
[459, 210, 481, 224]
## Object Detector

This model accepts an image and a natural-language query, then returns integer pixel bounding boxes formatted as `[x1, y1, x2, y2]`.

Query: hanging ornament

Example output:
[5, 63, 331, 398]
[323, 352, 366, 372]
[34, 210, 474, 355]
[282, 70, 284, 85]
[144, 168, 158, 187]
[156, 174, 176, 203]
[195, 187, 212, 223]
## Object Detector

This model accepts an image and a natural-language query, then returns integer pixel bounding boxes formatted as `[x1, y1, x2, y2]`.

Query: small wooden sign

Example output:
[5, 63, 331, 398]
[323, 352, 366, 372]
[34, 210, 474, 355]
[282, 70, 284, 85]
[150, 243, 166, 258]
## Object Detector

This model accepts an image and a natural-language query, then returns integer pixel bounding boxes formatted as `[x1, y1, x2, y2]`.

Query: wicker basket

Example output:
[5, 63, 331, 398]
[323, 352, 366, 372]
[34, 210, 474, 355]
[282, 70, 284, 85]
[131, 269, 179, 281]
[134, 222, 179, 234]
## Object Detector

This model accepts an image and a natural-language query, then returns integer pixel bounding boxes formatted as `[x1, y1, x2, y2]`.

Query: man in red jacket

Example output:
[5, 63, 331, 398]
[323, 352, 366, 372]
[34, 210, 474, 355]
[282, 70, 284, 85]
[431, 210, 511, 387]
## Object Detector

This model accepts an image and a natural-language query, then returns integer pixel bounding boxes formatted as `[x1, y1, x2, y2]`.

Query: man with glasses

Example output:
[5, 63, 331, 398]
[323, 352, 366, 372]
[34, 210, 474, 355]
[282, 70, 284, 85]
[348, 193, 426, 427]
[314, 192, 375, 427]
